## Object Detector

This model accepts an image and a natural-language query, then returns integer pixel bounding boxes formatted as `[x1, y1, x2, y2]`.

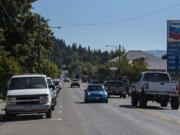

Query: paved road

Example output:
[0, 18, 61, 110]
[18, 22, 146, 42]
[1, 83, 180, 135]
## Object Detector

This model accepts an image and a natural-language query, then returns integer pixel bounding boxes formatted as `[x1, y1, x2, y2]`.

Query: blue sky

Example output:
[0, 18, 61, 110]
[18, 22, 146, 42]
[33, 0, 180, 51]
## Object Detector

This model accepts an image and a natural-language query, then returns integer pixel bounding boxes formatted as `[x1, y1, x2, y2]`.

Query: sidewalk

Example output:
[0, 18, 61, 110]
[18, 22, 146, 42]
[0, 100, 5, 121]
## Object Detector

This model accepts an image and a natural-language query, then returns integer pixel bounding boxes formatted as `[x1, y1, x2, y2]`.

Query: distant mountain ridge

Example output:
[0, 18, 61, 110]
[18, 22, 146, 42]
[146, 50, 166, 58]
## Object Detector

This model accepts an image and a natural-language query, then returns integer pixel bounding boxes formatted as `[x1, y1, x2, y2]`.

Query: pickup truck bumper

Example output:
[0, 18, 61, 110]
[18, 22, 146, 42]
[6, 104, 51, 114]
[144, 91, 179, 97]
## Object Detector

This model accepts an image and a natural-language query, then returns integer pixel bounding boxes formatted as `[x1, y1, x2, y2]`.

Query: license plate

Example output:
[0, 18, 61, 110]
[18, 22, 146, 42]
[159, 92, 166, 95]
[95, 97, 100, 100]
[24, 106, 32, 111]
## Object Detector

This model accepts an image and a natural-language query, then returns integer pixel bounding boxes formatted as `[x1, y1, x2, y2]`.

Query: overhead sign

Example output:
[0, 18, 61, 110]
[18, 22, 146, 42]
[167, 20, 180, 72]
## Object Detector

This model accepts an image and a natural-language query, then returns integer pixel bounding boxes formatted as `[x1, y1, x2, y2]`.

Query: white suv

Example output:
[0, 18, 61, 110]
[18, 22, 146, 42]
[5, 74, 53, 118]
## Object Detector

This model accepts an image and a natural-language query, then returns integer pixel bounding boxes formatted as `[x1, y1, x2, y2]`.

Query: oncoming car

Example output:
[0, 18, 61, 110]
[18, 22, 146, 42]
[71, 80, 80, 88]
[84, 84, 108, 103]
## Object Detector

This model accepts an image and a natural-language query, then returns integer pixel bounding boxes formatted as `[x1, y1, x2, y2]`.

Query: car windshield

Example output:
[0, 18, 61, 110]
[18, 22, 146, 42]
[47, 78, 53, 86]
[87, 85, 104, 91]
[109, 81, 124, 87]
[53, 81, 60, 85]
[9, 77, 47, 90]
[143, 73, 170, 82]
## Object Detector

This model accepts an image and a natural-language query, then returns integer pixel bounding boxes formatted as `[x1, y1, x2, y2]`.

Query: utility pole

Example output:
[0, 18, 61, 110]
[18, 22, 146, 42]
[118, 45, 121, 80]
[37, 15, 41, 73]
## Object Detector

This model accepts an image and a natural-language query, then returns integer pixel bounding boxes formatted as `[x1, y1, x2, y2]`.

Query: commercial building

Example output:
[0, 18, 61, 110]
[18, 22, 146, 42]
[109, 50, 167, 71]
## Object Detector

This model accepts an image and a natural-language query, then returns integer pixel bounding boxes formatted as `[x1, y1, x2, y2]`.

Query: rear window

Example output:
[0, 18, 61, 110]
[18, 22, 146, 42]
[53, 81, 60, 85]
[87, 85, 104, 91]
[109, 81, 124, 87]
[9, 77, 47, 90]
[143, 73, 170, 82]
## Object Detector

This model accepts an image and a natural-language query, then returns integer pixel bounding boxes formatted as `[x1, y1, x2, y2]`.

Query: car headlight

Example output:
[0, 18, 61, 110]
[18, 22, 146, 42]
[7, 97, 16, 105]
[40, 95, 49, 104]
[7, 97, 16, 101]
[87, 92, 91, 96]
[104, 92, 108, 97]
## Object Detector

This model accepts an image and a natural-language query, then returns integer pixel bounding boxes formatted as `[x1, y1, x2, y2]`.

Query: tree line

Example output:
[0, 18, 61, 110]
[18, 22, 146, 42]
[0, 0, 147, 98]
[0, 0, 60, 93]
[52, 39, 147, 83]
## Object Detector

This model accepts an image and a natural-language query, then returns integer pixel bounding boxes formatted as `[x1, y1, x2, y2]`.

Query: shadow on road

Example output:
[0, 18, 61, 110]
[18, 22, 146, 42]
[0, 114, 44, 123]
[119, 105, 166, 110]
[75, 101, 107, 104]
[75, 102, 86, 104]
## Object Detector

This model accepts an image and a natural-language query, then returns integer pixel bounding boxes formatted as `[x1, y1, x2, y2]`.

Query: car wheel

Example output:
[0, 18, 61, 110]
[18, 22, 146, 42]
[139, 94, 147, 108]
[46, 108, 52, 118]
[52, 105, 55, 111]
[5, 112, 16, 119]
[160, 101, 168, 107]
[85, 99, 88, 103]
[131, 93, 138, 106]
[171, 97, 179, 110]
[123, 94, 126, 99]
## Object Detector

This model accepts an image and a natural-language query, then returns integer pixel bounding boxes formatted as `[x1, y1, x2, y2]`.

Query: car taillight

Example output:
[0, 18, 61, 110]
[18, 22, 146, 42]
[176, 83, 179, 93]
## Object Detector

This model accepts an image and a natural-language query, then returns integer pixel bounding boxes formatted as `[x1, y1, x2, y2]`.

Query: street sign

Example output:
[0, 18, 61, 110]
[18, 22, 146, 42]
[167, 20, 180, 72]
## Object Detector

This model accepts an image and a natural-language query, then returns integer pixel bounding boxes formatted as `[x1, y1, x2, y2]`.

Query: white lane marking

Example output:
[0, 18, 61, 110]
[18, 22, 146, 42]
[50, 118, 62, 121]
[58, 111, 62, 114]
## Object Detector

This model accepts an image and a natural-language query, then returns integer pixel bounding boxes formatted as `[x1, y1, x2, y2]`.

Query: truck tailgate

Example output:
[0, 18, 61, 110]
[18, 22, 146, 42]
[146, 82, 177, 93]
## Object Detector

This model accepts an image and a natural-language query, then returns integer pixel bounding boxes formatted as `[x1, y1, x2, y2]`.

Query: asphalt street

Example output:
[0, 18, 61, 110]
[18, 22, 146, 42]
[1, 82, 180, 135]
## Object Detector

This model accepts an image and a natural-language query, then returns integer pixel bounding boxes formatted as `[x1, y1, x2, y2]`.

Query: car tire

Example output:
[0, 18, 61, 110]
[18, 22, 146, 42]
[131, 93, 138, 106]
[171, 97, 179, 110]
[123, 94, 126, 99]
[5, 112, 16, 119]
[52, 105, 55, 111]
[139, 94, 147, 108]
[160, 101, 168, 107]
[46, 108, 52, 118]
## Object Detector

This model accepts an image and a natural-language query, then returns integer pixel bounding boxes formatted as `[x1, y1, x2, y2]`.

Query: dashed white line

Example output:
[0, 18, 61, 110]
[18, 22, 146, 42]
[50, 118, 62, 121]
[58, 111, 62, 114]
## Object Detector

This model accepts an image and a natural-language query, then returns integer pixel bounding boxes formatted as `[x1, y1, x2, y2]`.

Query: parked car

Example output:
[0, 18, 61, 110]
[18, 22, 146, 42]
[105, 80, 127, 98]
[71, 80, 80, 88]
[47, 77, 57, 110]
[53, 79, 62, 93]
[131, 71, 179, 109]
[84, 84, 108, 103]
[5, 74, 53, 118]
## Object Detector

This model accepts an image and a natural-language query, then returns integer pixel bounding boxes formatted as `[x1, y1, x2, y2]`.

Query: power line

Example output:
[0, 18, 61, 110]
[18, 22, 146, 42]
[52, 3, 180, 26]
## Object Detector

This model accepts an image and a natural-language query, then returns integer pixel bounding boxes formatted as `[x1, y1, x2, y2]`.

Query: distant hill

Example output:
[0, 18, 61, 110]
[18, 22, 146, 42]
[146, 50, 166, 58]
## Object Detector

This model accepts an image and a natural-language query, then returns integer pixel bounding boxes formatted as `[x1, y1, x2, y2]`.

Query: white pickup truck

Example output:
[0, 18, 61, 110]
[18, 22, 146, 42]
[131, 71, 179, 110]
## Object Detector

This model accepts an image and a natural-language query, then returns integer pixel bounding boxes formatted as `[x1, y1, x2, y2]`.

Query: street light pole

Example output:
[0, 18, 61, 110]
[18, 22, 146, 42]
[37, 15, 41, 73]
[118, 45, 121, 79]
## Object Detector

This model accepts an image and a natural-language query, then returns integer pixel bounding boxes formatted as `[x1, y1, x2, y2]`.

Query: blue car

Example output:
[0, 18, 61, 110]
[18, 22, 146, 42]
[84, 84, 108, 103]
